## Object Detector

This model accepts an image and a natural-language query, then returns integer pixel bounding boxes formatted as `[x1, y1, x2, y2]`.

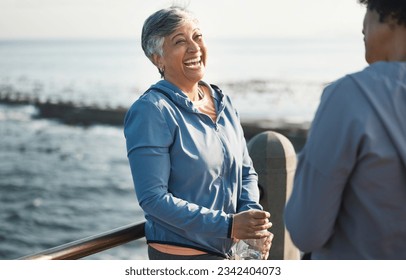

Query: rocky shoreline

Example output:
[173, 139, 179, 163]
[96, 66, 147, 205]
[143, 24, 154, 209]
[0, 92, 309, 152]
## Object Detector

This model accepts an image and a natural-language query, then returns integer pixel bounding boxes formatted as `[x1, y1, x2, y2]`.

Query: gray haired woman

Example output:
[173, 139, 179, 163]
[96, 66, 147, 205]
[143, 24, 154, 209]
[124, 6, 273, 260]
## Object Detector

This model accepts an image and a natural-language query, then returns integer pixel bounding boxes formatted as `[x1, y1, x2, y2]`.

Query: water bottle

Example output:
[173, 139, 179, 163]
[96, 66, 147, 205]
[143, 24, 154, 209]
[233, 232, 267, 260]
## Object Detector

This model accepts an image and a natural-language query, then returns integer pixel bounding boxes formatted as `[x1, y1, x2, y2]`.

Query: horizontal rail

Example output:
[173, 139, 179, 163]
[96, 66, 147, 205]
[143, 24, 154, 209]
[19, 221, 146, 260]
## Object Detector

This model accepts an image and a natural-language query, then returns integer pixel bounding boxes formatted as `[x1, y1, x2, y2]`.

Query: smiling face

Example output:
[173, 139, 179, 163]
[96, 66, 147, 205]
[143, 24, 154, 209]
[153, 19, 207, 91]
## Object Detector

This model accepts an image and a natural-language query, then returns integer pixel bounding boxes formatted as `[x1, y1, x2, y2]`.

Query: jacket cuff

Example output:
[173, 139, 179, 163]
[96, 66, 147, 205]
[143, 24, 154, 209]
[227, 214, 234, 238]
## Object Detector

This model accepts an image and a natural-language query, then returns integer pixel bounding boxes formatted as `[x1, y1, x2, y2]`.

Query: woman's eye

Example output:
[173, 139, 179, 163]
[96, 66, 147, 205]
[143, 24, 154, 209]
[175, 39, 186, 45]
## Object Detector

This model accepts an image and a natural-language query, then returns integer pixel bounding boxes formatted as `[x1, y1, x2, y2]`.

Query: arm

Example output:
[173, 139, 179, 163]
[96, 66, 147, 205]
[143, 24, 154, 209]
[284, 79, 362, 252]
[238, 137, 262, 212]
[228, 98, 262, 212]
[224, 101, 271, 239]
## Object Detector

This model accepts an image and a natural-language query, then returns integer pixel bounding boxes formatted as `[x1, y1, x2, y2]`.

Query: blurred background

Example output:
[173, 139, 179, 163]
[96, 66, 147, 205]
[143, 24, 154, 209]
[0, 0, 366, 259]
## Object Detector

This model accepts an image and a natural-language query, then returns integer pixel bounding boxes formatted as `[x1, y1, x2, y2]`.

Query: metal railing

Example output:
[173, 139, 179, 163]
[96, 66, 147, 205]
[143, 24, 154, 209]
[20, 221, 145, 260]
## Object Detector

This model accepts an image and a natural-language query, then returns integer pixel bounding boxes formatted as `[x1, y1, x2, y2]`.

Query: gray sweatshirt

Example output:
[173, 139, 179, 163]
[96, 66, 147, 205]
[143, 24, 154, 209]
[285, 62, 406, 259]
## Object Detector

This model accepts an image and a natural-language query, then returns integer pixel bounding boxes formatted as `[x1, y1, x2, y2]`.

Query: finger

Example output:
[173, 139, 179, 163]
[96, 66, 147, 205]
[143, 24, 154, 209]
[247, 219, 270, 232]
[251, 218, 268, 228]
[251, 228, 272, 239]
[251, 210, 270, 219]
[256, 222, 272, 231]
[261, 241, 271, 259]
[267, 232, 274, 242]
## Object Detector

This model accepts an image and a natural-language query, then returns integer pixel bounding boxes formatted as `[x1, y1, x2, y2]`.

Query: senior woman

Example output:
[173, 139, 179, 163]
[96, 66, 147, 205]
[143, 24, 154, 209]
[124, 6, 273, 260]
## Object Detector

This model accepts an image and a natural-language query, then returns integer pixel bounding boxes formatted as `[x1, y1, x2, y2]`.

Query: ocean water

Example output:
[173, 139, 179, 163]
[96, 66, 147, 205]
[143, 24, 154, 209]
[0, 37, 366, 260]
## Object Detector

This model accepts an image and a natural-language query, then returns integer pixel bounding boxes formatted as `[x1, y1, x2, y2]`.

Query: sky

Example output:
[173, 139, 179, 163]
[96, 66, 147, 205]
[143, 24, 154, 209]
[0, 0, 366, 40]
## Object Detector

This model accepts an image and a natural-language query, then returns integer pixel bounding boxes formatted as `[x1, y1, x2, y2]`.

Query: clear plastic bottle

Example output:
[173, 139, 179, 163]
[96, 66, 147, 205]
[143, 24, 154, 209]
[232, 231, 267, 260]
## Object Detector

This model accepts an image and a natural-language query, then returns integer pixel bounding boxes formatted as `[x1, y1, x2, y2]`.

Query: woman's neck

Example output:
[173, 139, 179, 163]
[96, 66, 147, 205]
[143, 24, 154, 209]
[165, 78, 201, 101]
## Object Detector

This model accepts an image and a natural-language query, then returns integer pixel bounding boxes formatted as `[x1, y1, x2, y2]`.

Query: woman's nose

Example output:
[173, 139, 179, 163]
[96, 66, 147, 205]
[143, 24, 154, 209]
[188, 41, 200, 52]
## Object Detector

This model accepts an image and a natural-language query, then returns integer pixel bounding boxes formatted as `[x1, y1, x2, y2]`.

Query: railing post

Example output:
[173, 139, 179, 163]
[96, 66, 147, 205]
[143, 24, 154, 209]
[247, 131, 300, 260]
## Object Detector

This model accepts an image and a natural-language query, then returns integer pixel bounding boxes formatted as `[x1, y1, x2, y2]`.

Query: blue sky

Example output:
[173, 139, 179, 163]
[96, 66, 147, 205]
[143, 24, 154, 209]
[0, 0, 365, 40]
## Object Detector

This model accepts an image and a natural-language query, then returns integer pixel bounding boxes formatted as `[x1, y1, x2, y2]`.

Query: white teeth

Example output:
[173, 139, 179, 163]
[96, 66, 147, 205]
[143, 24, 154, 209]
[184, 58, 201, 64]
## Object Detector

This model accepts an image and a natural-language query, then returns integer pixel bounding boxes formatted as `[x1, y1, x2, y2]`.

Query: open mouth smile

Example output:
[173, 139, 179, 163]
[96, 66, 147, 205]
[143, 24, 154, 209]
[184, 57, 202, 69]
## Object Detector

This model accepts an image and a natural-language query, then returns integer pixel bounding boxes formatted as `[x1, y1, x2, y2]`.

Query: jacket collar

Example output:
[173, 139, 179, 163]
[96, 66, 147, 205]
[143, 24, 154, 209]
[150, 80, 225, 114]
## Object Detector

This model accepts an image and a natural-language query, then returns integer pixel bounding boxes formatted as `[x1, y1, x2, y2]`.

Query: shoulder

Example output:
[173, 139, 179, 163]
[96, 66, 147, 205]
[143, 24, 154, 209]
[124, 86, 172, 127]
[128, 85, 175, 114]
[310, 69, 371, 132]
[334, 62, 403, 90]
[319, 65, 379, 108]
[322, 62, 404, 107]
[323, 68, 363, 95]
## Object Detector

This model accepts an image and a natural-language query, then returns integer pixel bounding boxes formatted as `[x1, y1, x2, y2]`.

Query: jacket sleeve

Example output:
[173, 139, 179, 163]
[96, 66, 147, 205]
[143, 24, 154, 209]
[284, 78, 362, 252]
[124, 99, 233, 239]
[238, 130, 262, 212]
[228, 98, 262, 213]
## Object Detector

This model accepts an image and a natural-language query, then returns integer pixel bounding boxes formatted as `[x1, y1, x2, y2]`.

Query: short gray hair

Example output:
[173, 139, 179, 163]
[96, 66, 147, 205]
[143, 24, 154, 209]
[141, 6, 198, 61]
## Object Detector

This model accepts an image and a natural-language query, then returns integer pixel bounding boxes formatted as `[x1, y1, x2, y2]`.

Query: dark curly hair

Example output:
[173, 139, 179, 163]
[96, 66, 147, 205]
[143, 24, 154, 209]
[359, 0, 406, 26]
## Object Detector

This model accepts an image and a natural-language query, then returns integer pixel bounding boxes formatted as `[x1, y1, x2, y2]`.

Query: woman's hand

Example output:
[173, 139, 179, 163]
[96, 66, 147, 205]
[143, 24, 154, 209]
[232, 210, 273, 239]
[260, 232, 274, 259]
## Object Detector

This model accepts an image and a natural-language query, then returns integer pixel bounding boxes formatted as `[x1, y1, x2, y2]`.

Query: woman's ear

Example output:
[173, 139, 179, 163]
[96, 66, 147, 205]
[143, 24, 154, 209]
[151, 54, 163, 70]
[151, 54, 165, 77]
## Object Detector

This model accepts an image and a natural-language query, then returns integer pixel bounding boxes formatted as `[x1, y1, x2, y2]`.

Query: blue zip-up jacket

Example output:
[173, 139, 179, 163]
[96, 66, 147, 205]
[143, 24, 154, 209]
[124, 80, 262, 257]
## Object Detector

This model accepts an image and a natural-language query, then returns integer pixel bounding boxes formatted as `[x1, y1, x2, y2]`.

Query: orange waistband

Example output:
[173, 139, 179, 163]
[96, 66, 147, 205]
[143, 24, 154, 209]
[149, 243, 208, 256]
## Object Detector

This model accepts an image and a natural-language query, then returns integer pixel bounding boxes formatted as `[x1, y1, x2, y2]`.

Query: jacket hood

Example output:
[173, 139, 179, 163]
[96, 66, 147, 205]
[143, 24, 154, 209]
[149, 80, 225, 114]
